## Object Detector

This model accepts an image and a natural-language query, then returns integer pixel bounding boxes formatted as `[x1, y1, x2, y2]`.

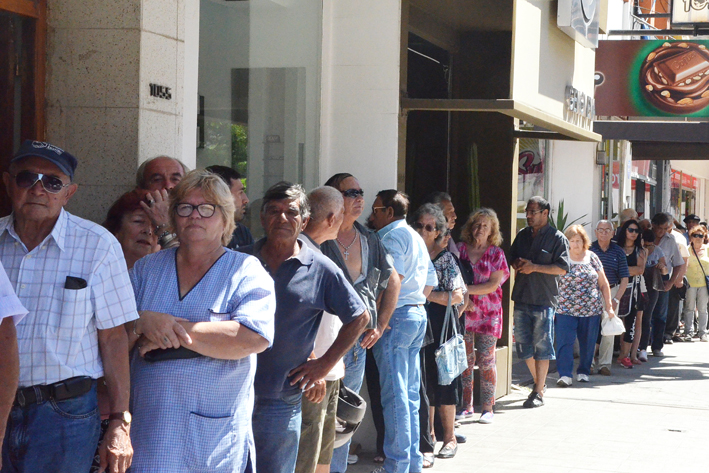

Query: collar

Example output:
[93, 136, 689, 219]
[301, 233, 321, 251]
[0, 208, 68, 252]
[378, 218, 407, 238]
[253, 236, 314, 268]
[591, 240, 614, 252]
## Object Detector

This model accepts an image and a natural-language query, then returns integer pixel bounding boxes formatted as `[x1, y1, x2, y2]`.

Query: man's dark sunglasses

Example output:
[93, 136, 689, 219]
[342, 189, 364, 198]
[12, 171, 69, 194]
[413, 221, 436, 232]
[627, 228, 640, 234]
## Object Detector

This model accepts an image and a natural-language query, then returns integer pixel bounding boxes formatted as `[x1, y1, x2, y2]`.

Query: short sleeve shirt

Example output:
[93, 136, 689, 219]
[241, 238, 366, 399]
[378, 219, 438, 307]
[0, 209, 139, 386]
[128, 248, 275, 472]
[657, 233, 684, 276]
[509, 224, 570, 308]
[458, 244, 510, 338]
[0, 261, 27, 324]
[557, 252, 605, 317]
[590, 241, 630, 286]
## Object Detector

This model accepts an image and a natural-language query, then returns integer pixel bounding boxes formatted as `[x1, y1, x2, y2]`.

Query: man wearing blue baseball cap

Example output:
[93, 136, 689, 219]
[0, 140, 138, 473]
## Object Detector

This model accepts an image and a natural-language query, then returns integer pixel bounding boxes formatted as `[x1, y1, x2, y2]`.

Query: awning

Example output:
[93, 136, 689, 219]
[401, 98, 602, 142]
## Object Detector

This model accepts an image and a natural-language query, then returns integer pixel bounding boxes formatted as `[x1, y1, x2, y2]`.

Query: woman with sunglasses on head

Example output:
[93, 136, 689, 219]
[455, 209, 509, 424]
[125, 170, 276, 472]
[616, 219, 647, 367]
[681, 225, 709, 342]
[411, 204, 466, 461]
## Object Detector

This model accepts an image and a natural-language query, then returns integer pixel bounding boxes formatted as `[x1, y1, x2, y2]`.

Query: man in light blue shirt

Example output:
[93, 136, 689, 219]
[366, 190, 436, 473]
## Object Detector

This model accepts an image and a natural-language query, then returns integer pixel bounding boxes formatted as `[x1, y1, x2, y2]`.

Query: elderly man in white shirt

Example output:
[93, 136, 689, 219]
[0, 261, 27, 471]
[0, 140, 138, 473]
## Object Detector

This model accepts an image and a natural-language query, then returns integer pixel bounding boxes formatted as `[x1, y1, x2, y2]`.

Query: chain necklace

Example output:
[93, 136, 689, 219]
[336, 229, 358, 260]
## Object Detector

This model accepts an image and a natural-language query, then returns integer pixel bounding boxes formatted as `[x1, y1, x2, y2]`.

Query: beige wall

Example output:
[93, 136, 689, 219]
[511, 0, 596, 117]
[46, 0, 192, 223]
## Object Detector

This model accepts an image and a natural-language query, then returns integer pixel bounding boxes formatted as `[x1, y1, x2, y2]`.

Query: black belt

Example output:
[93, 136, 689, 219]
[14, 376, 94, 408]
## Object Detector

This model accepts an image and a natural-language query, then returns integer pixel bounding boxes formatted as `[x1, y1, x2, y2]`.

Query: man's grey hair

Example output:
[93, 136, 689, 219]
[595, 219, 613, 230]
[136, 156, 191, 189]
[308, 186, 344, 224]
[651, 212, 672, 226]
[422, 191, 452, 206]
[261, 181, 310, 220]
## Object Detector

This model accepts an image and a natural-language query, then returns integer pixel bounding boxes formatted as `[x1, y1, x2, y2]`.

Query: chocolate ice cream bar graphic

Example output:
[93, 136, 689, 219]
[641, 42, 709, 114]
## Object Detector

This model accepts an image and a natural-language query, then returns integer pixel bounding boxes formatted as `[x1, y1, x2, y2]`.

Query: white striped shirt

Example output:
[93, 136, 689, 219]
[0, 261, 26, 324]
[0, 209, 138, 387]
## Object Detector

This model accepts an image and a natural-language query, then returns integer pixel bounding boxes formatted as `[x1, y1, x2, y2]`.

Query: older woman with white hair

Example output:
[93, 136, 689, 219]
[127, 170, 276, 472]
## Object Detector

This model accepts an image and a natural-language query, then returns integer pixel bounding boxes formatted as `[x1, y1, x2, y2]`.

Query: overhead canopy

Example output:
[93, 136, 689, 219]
[594, 120, 709, 160]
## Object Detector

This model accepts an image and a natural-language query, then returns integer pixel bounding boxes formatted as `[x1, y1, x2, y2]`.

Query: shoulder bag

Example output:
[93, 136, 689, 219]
[435, 292, 468, 386]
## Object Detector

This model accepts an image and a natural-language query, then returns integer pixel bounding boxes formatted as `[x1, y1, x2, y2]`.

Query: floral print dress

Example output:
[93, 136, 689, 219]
[557, 251, 604, 317]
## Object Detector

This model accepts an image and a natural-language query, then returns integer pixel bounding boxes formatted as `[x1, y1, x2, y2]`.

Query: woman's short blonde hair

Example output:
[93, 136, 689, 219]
[565, 224, 591, 250]
[169, 169, 236, 246]
[459, 208, 503, 247]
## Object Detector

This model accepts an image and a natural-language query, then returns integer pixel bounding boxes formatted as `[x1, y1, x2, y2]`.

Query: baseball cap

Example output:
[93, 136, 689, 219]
[12, 140, 78, 180]
[684, 214, 700, 223]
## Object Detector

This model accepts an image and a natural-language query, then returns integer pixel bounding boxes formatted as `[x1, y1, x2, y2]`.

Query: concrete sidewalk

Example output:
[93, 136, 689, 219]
[347, 340, 709, 473]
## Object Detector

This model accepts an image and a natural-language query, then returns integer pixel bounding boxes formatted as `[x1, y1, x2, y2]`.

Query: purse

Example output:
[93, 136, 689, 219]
[616, 279, 635, 318]
[692, 245, 709, 289]
[434, 292, 468, 386]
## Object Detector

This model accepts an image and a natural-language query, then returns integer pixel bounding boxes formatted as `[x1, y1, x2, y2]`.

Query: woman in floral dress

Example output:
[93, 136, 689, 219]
[555, 225, 615, 387]
[457, 208, 509, 424]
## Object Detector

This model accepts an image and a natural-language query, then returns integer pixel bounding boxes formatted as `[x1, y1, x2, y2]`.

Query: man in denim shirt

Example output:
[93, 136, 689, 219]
[510, 196, 570, 408]
[366, 190, 436, 473]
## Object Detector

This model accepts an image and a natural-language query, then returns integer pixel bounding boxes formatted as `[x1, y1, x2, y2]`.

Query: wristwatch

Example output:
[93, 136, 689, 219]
[108, 411, 132, 424]
[612, 297, 619, 304]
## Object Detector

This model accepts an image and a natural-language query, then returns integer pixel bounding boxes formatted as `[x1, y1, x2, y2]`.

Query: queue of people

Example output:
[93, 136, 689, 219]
[0, 139, 705, 473]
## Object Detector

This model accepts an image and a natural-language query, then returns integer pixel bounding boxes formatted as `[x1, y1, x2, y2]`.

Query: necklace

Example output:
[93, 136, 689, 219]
[336, 229, 358, 260]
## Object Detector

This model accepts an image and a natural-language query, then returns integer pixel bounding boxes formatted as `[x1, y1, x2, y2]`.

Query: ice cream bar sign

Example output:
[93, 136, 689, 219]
[671, 0, 709, 26]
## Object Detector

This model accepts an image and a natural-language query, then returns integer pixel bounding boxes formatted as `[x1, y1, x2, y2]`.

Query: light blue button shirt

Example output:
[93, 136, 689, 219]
[378, 219, 437, 307]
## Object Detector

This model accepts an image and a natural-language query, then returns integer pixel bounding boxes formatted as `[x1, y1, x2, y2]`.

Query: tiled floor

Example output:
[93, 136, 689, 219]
[347, 340, 709, 473]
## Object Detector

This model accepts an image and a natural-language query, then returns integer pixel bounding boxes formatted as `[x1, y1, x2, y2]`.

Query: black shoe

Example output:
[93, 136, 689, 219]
[455, 433, 466, 444]
[523, 391, 544, 408]
[665, 336, 674, 345]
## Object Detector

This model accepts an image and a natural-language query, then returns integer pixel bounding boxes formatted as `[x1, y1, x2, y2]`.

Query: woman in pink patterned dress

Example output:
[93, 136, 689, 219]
[457, 209, 509, 424]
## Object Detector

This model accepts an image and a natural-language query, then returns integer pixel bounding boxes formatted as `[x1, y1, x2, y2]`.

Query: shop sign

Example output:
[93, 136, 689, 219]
[557, 0, 600, 49]
[672, 0, 709, 26]
[565, 86, 595, 130]
[671, 169, 699, 189]
[596, 40, 709, 117]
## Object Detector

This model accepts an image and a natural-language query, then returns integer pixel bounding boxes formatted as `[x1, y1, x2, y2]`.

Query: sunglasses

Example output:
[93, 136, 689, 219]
[12, 171, 70, 194]
[176, 203, 218, 218]
[627, 228, 640, 234]
[413, 222, 436, 232]
[341, 189, 364, 198]
[691, 233, 704, 239]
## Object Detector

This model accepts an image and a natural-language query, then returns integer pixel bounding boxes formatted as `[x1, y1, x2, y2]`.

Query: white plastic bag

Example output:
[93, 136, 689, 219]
[601, 311, 625, 337]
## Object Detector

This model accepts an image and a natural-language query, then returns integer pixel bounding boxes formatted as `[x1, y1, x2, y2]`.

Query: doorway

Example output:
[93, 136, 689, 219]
[0, 1, 46, 216]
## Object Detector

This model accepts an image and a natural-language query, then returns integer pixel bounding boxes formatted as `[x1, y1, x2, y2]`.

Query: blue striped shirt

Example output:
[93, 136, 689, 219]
[590, 241, 630, 286]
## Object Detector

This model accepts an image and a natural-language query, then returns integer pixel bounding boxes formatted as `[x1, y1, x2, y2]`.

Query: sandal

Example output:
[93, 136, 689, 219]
[423, 453, 435, 468]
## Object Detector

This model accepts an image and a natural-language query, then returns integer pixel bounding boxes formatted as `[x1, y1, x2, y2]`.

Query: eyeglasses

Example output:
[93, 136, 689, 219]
[413, 222, 436, 232]
[525, 209, 543, 215]
[342, 189, 364, 198]
[627, 228, 640, 234]
[12, 171, 70, 194]
[371, 206, 386, 213]
[175, 203, 218, 218]
[691, 233, 704, 239]
[596, 228, 613, 234]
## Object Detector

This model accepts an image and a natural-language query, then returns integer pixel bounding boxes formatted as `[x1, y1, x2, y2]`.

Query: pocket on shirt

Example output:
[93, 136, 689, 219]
[185, 412, 236, 471]
[55, 287, 92, 344]
[537, 250, 553, 265]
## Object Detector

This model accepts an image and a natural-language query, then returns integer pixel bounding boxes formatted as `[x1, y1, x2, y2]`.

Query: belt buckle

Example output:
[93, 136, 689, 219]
[16, 390, 26, 407]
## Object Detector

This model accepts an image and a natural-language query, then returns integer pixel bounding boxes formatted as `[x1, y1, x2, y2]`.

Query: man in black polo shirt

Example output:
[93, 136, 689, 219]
[205, 165, 254, 249]
[590, 220, 629, 376]
[510, 196, 570, 408]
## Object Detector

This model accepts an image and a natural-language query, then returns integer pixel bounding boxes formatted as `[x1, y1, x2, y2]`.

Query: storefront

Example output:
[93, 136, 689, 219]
[671, 169, 699, 220]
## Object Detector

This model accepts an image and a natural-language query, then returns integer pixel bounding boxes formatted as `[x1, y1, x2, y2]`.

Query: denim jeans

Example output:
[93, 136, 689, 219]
[682, 286, 709, 337]
[330, 335, 367, 473]
[2, 384, 100, 473]
[253, 392, 303, 473]
[651, 291, 670, 352]
[372, 306, 427, 473]
[555, 314, 601, 377]
[513, 303, 556, 360]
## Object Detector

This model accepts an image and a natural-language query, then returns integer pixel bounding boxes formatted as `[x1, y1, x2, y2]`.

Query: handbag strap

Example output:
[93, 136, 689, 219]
[692, 244, 709, 281]
[440, 292, 459, 344]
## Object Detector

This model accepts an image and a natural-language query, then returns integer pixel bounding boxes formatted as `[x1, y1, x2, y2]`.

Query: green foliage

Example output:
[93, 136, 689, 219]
[548, 199, 590, 232]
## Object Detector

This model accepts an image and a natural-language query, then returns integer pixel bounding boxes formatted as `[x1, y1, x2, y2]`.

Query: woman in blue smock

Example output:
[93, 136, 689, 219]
[127, 170, 275, 472]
